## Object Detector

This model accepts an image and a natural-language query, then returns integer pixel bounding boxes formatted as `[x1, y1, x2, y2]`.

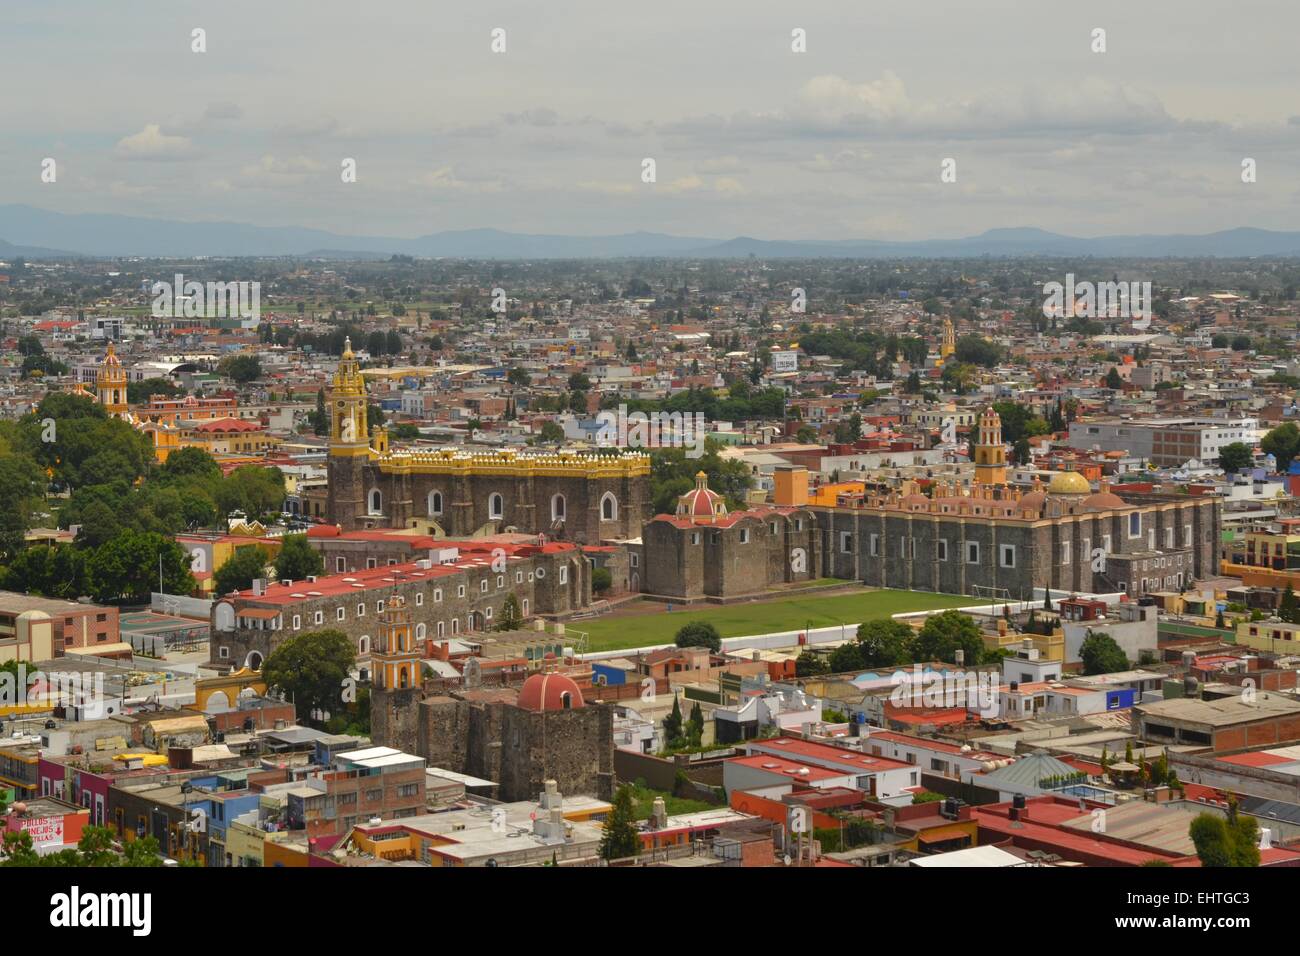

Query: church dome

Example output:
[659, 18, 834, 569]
[1047, 471, 1091, 495]
[1018, 491, 1047, 512]
[518, 672, 585, 712]
[1082, 491, 1127, 510]
[676, 471, 726, 521]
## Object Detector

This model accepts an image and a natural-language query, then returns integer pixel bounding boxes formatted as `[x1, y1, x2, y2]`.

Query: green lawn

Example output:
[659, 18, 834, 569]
[625, 783, 715, 821]
[575, 588, 973, 652]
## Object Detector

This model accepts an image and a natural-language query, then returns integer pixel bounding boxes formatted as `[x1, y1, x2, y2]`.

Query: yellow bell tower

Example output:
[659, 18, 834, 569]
[329, 337, 369, 458]
[373, 594, 421, 691]
[940, 318, 956, 364]
[973, 406, 1007, 486]
[95, 342, 129, 417]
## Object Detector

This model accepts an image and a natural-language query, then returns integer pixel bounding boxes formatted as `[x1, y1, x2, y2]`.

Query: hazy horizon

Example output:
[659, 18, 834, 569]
[5, 0, 1299, 241]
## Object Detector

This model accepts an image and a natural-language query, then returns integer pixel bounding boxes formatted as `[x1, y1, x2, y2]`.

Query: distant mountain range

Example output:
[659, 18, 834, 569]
[3, 204, 1300, 259]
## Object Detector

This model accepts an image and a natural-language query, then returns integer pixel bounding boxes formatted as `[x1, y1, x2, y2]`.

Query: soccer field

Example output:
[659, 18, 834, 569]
[574, 589, 974, 652]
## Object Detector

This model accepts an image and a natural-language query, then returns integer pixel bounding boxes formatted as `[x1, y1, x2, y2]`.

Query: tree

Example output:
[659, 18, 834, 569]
[663, 694, 684, 744]
[0, 453, 45, 560]
[311, 388, 329, 436]
[158, 446, 222, 484]
[1105, 367, 1124, 390]
[954, 335, 1003, 367]
[273, 534, 323, 583]
[1262, 422, 1300, 472]
[599, 785, 641, 860]
[913, 610, 984, 665]
[1189, 812, 1260, 867]
[688, 701, 704, 742]
[127, 377, 181, 404]
[1218, 442, 1254, 473]
[1079, 630, 1129, 675]
[495, 593, 523, 631]
[675, 621, 722, 653]
[86, 531, 195, 603]
[795, 649, 830, 677]
[506, 367, 531, 387]
[215, 465, 286, 519]
[262, 629, 355, 724]
[1281, 584, 1300, 624]
[828, 642, 865, 673]
[591, 567, 612, 594]
[538, 421, 564, 444]
[218, 354, 262, 384]
[0, 545, 86, 599]
[855, 618, 915, 667]
[213, 545, 270, 595]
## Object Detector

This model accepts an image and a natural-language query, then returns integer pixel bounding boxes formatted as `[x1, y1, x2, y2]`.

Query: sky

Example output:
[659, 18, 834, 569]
[3, 0, 1299, 241]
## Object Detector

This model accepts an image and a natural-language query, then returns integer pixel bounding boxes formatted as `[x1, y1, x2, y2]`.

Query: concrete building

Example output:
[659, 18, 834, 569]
[1132, 694, 1300, 750]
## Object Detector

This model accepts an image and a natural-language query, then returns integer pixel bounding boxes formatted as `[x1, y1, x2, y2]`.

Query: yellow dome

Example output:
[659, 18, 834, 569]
[1047, 471, 1091, 495]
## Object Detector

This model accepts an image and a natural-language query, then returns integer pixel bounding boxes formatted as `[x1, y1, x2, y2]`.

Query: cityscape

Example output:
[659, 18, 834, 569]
[2, 0, 1294, 933]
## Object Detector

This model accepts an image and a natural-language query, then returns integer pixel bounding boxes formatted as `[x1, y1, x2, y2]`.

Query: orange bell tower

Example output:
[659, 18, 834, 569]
[973, 406, 1007, 486]
[373, 594, 421, 691]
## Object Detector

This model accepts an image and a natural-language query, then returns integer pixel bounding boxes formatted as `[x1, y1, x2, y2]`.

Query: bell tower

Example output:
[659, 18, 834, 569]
[96, 342, 128, 417]
[329, 337, 369, 453]
[327, 337, 371, 529]
[939, 318, 956, 364]
[373, 594, 421, 691]
[973, 406, 1007, 486]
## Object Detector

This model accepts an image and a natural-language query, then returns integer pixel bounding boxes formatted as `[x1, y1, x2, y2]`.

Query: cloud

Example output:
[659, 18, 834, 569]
[412, 166, 504, 193]
[114, 124, 195, 160]
[239, 155, 325, 186]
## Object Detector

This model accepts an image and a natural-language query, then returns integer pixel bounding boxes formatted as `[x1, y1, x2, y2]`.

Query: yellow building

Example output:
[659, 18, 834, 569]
[1237, 618, 1300, 654]
[980, 619, 1065, 663]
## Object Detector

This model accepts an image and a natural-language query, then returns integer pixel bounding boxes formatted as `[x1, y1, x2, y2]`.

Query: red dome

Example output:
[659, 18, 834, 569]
[518, 672, 585, 711]
[676, 471, 726, 521]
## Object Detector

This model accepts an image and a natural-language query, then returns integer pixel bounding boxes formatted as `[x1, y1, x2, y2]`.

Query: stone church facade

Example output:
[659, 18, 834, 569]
[325, 339, 650, 542]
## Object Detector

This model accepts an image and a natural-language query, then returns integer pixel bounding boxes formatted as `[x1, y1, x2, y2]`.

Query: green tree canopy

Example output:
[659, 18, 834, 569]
[273, 534, 323, 583]
[913, 610, 984, 665]
[675, 621, 722, 653]
[214, 545, 270, 595]
[262, 628, 356, 724]
[598, 785, 641, 860]
[1079, 630, 1129, 675]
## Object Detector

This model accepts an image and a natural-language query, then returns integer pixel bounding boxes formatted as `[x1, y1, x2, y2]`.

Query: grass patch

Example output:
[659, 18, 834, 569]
[625, 783, 714, 821]
[575, 588, 972, 652]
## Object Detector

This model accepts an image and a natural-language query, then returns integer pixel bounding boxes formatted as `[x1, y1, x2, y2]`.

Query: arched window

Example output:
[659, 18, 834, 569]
[601, 492, 618, 521]
[368, 489, 382, 514]
[358, 635, 370, 655]
[245, 651, 264, 671]
[552, 494, 566, 521]
[489, 493, 504, 519]
[429, 491, 443, 516]
[415, 622, 426, 640]
[561, 692, 573, 710]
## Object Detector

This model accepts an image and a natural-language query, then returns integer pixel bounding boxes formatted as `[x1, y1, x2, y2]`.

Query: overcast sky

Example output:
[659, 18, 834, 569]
[3, 0, 1298, 241]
